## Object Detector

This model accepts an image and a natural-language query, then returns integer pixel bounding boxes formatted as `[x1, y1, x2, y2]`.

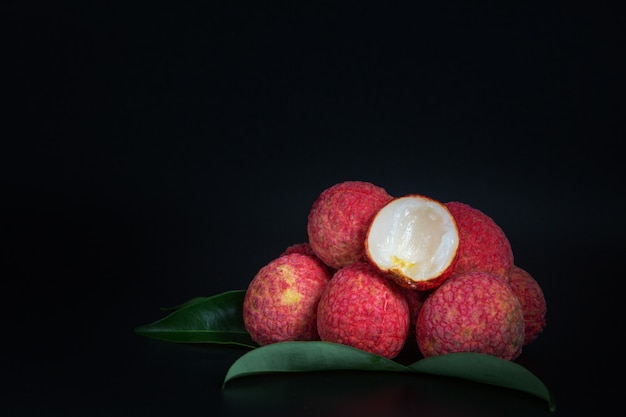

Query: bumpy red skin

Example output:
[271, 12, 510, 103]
[416, 271, 524, 360]
[281, 242, 336, 275]
[445, 201, 514, 281]
[509, 265, 547, 345]
[317, 261, 409, 359]
[307, 181, 393, 270]
[243, 253, 332, 346]
[402, 287, 430, 339]
[281, 242, 317, 257]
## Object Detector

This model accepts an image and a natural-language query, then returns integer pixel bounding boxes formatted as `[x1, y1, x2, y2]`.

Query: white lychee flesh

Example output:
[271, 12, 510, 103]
[365, 195, 459, 290]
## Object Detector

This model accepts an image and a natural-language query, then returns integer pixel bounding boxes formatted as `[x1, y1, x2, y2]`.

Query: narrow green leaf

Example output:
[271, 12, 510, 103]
[408, 353, 556, 412]
[222, 341, 412, 387]
[134, 290, 257, 348]
[160, 296, 209, 312]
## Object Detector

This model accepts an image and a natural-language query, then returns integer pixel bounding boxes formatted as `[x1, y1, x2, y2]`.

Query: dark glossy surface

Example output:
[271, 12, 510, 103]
[3, 2, 623, 416]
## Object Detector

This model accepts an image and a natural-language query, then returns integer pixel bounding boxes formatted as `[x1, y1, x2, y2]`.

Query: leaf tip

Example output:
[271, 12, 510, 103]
[548, 391, 557, 413]
[133, 324, 149, 337]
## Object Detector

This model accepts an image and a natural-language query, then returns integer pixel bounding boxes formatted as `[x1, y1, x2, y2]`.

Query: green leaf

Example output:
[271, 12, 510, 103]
[222, 342, 555, 412]
[134, 290, 257, 348]
[159, 296, 209, 312]
[136, 289, 555, 412]
[408, 353, 556, 412]
[222, 341, 412, 387]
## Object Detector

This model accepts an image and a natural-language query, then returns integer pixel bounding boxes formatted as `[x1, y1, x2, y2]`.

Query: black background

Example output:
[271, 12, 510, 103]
[2, 2, 624, 416]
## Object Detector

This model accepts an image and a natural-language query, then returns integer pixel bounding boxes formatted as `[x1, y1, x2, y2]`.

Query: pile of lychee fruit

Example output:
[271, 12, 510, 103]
[243, 181, 547, 361]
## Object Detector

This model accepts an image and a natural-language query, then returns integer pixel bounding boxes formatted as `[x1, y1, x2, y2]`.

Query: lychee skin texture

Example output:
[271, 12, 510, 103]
[243, 253, 332, 346]
[307, 181, 393, 270]
[281, 242, 317, 258]
[445, 201, 514, 281]
[509, 265, 547, 345]
[416, 271, 524, 360]
[402, 287, 429, 340]
[281, 242, 335, 275]
[317, 261, 409, 359]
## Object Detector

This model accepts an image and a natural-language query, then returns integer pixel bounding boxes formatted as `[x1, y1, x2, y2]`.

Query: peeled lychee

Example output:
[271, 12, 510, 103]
[365, 195, 459, 291]
[416, 271, 524, 360]
[317, 261, 409, 359]
[444, 201, 514, 281]
[243, 253, 332, 346]
[509, 265, 547, 345]
[307, 181, 393, 269]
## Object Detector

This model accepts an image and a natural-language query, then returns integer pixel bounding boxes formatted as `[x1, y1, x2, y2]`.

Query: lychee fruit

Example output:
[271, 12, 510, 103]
[281, 242, 335, 275]
[416, 271, 525, 360]
[307, 181, 393, 270]
[508, 265, 547, 345]
[444, 201, 514, 281]
[317, 261, 410, 359]
[365, 194, 459, 291]
[243, 253, 332, 346]
[281, 242, 317, 258]
[402, 287, 430, 340]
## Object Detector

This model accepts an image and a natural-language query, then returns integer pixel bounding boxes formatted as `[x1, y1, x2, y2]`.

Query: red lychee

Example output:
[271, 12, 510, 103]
[307, 181, 393, 270]
[416, 271, 524, 360]
[444, 201, 514, 281]
[509, 265, 547, 345]
[243, 253, 332, 346]
[281, 242, 317, 258]
[365, 194, 459, 291]
[281, 242, 335, 275]
[402, 287, 430, 340]
[317, 261, 409, 359]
